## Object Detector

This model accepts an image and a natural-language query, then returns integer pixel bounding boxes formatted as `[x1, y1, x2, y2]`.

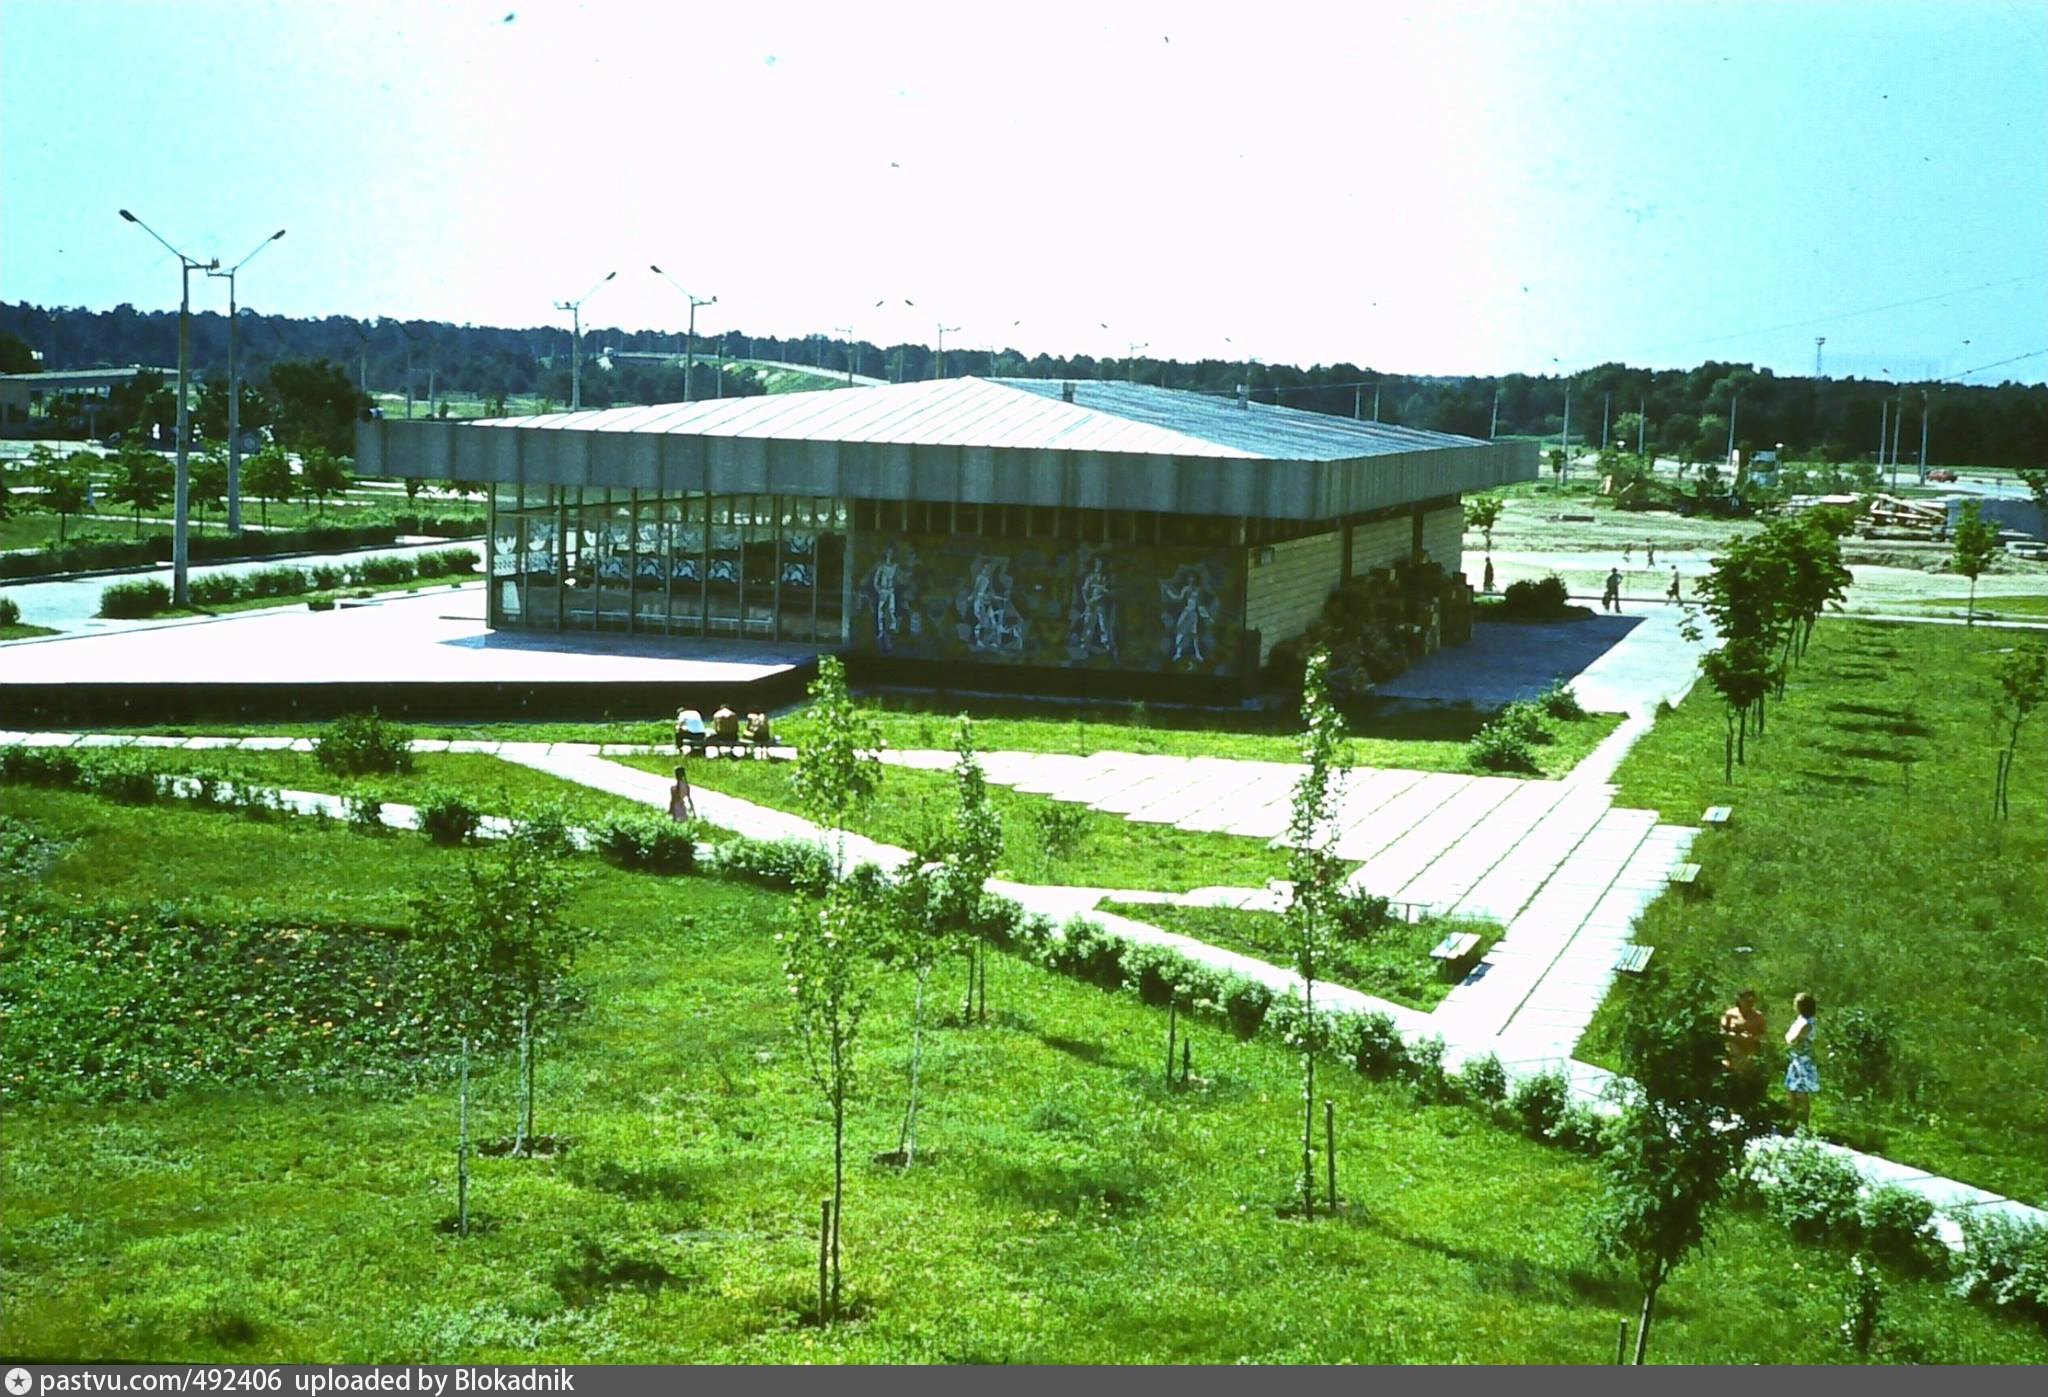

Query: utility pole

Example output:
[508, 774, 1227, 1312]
[1372, 385, 1380, 422]
[554, 270, 617, 411]
[1125, 342, 1148, 384]
[1354, 385, 1363, 420]
[1917, 397, 1930, 482]
[1638, 398, 1646, 458]
[1814, 336, 1826, 379]
[118, 209, 215, 607]
[936, 324, 960, 380]
[207, 226, 285, 535]
[1726, 391, 1739, 463]
[650, 266, 714, 402]
[1878, 398, 1890, 483]
[1560, 383, 1572, 483]
[1889, 394, 1903, 493]
[1489, 385, 1500, 440]
[1602, 391, 1611, 450]
[834, 325, 855, 383]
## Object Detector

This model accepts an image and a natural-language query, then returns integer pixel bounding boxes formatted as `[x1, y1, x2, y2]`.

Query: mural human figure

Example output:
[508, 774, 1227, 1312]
[1079, 557, 1115, 653]
[970, 560, 1003, 649]
[871, 546, 902, 648]
[1164, 577, 1213, 665]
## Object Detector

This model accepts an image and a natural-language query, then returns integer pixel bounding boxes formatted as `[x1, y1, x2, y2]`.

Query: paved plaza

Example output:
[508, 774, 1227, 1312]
[0, 586, 811, 687]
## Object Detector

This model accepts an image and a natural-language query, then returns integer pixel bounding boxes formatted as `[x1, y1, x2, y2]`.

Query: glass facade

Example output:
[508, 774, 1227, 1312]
[489, 484, 848, 642]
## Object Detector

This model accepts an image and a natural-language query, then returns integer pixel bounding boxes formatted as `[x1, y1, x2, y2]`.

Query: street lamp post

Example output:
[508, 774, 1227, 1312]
[205, 227, 285, 535]
[936, 324, 960, 379]
[650, 267, 716, 402]
[833, 325, 855, 383]
[118, 209, 217, 606]
[554, 271, 616, 411]
[1126, 342, 1148, 384]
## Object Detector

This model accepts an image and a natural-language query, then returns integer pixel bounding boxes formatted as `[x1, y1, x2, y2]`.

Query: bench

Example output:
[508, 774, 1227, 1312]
[1429, 931, 1483, 982]
[1615, 945, 1654, 975]
[1701, 805, 1733, 825]
[1670, 862, 1702, 885]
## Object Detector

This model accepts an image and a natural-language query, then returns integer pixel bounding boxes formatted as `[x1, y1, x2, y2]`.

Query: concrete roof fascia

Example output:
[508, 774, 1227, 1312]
[359, 413, 1537, 520]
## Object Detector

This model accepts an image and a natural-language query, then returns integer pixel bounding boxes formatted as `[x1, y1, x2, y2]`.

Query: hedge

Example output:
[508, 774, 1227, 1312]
[94, 548, 480, 618]
[1, 523, 405, 581]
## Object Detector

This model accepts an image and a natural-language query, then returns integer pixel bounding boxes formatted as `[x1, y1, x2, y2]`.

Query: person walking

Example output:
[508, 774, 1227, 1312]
[1665, 567, 1682, 603]
[1602, 567, 1623, 613]
[1784, 992, 1820, 1130]
[1622, 541, 1633, 564]
[668, 764, 696, 822]
[1646, 540, 1656, 567]
[1482, 557, 1495, 594]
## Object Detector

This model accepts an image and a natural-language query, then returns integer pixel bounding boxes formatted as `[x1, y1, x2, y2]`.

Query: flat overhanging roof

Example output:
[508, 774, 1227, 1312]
[357, 376, 1537, 521]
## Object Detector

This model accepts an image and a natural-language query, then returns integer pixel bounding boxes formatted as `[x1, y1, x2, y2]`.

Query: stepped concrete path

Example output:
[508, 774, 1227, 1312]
[4, 727, 2042, 1241]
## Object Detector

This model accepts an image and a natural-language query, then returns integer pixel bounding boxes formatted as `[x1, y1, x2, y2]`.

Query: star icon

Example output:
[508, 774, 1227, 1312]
[6, 1369, 35, 1396]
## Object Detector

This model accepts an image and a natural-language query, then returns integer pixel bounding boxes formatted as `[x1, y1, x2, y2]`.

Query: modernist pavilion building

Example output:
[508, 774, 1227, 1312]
[356, 377, 1536, 694]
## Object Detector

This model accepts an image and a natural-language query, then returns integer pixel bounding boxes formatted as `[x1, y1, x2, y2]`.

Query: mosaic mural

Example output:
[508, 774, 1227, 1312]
[848, 530, 1245, 675]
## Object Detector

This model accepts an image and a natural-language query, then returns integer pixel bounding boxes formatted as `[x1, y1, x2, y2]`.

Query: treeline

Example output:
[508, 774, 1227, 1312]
[4, 302, 2043, 466]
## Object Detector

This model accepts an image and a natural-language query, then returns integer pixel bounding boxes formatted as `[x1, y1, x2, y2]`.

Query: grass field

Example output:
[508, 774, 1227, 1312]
[0, 622, 60, 641]
[1579, 619, 2048, 1204]
[1095, 901, 1497, 1012]
[1912, 594, 2048, 618]
[1, 785, 2039, 1363]
[614, 753, 1293, 894]
[768, 694, 1619, 779]
[83, 700, 1617, 782]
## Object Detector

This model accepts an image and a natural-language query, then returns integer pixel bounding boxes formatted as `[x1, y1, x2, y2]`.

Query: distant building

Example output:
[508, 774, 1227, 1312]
[1748, 449, 1780, 487]
[359, 377, 1537, 695]
[0, 366, 170, 431]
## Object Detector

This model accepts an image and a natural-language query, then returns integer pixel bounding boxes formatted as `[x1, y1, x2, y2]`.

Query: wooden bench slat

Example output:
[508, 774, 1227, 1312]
[1670, 862, 1702, 884]
[1615, 945, 1654, 974]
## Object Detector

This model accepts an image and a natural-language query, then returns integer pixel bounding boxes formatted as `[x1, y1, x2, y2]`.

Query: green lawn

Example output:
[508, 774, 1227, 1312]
[1913, 595, 2048, 618]
[127, 749, 645, 829]
[79, 703, 1617, 782]
[1096, 901, 1498, 1012]
[1580, 619, 2048, 1204]
[0, 623, 60, 641]
[613, 753, 1294, 894]
[768, 695, 1619, 779]
[1, 786, 2038, 1363]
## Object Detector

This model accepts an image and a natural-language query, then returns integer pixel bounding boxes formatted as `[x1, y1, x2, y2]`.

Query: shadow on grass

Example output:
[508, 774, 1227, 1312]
[1794, 768, 1878, 789]
[1827, 716, 1934, 740]
[1364, 1216, 1644, 1310]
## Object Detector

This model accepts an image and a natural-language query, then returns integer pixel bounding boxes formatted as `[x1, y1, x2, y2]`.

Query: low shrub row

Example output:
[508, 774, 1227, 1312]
[1497, 574, 1576, 621]
[1749, 1138, 1950, 1271]
[314, 713, 416, 776]
[0, 522, 406, 581]
[1468, 687, 1584, 773]
[593, 813, 698, 874]
[0, 597, 21, 627]
[96, 548, 479, 618]
[0, 748, 293, 822]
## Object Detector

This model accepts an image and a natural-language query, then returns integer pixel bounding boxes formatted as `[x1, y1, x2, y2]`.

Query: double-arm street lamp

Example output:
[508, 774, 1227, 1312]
[118, 209, 218, 606]
[650, 266, 716, 402]
[206, 228, 285, 534]
[554, 271, 616, 411]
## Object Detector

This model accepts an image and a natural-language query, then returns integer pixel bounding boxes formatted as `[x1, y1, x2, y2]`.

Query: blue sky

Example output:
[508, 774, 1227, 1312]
[3, 0, 2044, 382]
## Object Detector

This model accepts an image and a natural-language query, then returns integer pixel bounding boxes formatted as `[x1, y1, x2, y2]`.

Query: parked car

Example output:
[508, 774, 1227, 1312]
[1928, 468, 1957, 482]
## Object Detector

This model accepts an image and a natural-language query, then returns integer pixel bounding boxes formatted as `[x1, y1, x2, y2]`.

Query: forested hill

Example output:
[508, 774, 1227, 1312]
[3, 301, 2042, 466]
